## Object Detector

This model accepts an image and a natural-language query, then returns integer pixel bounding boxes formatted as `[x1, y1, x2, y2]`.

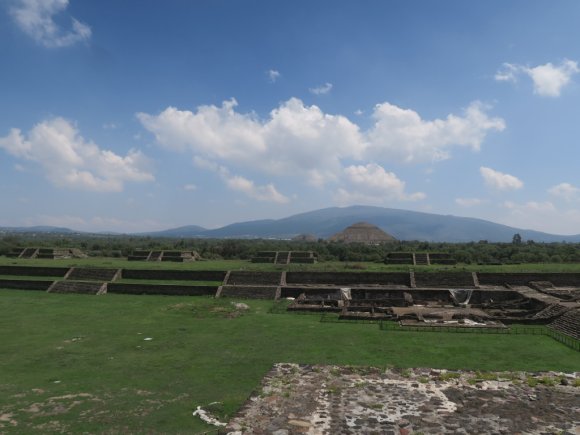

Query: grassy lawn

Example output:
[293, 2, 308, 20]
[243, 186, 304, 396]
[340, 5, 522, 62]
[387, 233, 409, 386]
[0, 289, 578, 433]
[2, 256, 580, 273]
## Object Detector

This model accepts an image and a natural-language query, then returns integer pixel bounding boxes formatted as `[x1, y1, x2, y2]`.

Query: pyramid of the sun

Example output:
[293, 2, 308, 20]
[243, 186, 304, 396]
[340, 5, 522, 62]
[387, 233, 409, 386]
[328, 222, 397, 244]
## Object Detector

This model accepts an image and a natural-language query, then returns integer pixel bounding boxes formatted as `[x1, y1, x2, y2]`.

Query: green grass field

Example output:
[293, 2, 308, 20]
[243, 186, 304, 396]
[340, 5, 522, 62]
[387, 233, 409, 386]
[3, 255, 580, 273]
[0, 289, 578, 433]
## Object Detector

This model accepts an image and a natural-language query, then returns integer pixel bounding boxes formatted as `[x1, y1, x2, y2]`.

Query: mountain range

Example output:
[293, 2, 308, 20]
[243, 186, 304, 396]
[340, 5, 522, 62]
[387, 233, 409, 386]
[3, 206, 578, 243]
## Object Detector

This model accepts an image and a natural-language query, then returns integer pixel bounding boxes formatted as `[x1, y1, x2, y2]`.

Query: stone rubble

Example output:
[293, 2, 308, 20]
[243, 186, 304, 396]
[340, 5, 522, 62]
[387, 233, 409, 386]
[224, 363, 580, 434]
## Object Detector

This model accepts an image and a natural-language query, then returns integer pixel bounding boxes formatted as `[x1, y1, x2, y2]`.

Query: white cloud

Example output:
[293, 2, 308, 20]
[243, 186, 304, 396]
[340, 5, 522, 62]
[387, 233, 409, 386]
[0, 117, 154, 192]
[367, 101, 505, 163]
[225, 175, 289, 203]
[334, 163, 425, 205]
[494, 63, 519, 82]
[193, 157, 289, 203]
[183, 184, 197, 191]
[309, 82, 333, 95]
[10, 0, 91, 48]
[267, 69, 280, 83]
[139, 98, 504, 189]
[455, 197, 486, 207]
[548, 182, 580, 201]
[499, 201, 580, 235]
[480, 167, 523, 191]
[495, 59, 579, 97]
[139, 98, 364, 185]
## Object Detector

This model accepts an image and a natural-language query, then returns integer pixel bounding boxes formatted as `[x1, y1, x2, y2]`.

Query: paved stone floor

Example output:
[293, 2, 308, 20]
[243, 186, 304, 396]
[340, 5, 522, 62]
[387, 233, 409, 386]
[225, 364, 579, 435]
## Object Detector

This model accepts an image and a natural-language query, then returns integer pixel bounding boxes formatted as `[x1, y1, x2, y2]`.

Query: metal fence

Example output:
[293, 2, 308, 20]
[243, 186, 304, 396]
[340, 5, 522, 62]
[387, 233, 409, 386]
[269, 303, 580, 351]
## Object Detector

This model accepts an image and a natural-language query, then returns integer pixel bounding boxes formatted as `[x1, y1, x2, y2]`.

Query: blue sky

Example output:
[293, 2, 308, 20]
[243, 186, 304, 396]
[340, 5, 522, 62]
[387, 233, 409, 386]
[1, 0, 580, 234]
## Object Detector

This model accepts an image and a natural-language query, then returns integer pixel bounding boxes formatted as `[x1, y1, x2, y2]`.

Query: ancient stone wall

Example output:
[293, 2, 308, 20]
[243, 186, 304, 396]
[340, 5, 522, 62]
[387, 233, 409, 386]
[107, 283, 217, 296]
[227, 271, 282, 285]
[286, 272, 410, 286]
[120, 269, 225, 281]
[0, 279, 54, 291]
[66, 268, 119, 281]
[414, 272, 475, 288]
[219, 285, 278, 299]
[0, 266, 69, 277]
[477, 272, 580, 286]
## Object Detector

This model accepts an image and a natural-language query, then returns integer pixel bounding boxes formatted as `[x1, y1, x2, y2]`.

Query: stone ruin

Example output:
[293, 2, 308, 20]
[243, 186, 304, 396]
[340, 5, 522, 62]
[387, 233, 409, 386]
[223, 363, 580, 434]
[328, 222, 397, 244]
[385, 252, 456, 265]
[127, 249, 200, 262]
[6, 247, 87, 259]
[1, 266, 579, 344]
[280, 271, 580, 343]
[251, 251, 318, 265]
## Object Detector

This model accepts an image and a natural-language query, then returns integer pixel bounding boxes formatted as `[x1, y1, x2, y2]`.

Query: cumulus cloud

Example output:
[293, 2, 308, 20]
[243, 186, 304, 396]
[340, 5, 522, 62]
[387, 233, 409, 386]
[267, 69, 280, 83]
[334, 163, 425, 205]
[366, 101, 505, 163]
[495, 59, 579, 97]
[480, 167, 523, 191]
[548, 182, 580, 201]
[183, 184, 197, 191]
[139, 97, 504, 189]
[10, 0, 91, 48]
[0, 118, 154, 192]
[139, 98, 364, 185]
[309, 82, 333, 95]
[193, 156, 289, 203]
[455, 197, 486, 207]
[500, 201, 580, 235]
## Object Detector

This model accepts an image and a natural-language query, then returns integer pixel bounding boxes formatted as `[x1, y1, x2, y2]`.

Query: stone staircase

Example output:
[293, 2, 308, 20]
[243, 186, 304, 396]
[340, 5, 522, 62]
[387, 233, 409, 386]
[66, 268, 121, 281]
[148, 251, 163, 261]
[414, 253, 430, 266]
[548, 308, 580, 340]
[531, 304, 571, 320]
[275, 251, 290, 265]
[19, 248, 39, 259]
[48, 281, 107, 295]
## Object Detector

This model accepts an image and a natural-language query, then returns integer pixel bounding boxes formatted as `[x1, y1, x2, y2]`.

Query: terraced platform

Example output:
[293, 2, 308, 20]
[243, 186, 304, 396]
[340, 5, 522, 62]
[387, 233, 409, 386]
[1, 267, 579, 346]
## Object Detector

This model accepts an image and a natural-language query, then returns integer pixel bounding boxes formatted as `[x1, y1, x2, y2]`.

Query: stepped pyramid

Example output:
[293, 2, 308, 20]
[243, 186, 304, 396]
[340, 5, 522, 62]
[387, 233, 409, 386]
[328, 222, 397, 244]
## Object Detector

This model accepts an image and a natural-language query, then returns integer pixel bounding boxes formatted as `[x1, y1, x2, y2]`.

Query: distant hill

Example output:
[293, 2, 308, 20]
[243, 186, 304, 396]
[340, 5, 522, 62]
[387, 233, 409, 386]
[139, 225, 207, 238]
[0, 226, 76, 234]
[169, 205, 580, 242]
[3, 206, 580, 242]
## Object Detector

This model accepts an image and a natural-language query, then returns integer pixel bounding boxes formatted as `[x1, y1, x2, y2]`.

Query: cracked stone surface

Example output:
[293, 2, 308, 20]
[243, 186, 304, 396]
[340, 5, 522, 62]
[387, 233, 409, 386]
[225, 363, 580, 435]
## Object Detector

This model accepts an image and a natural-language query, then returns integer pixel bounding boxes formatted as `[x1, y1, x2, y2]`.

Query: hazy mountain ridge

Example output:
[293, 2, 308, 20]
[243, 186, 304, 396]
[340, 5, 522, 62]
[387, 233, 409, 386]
[2, 206, 580, 242]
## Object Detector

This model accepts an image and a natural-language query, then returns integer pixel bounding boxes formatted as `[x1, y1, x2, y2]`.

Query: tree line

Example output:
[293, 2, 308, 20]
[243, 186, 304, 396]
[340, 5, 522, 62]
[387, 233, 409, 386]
[1, 233, 580, 264]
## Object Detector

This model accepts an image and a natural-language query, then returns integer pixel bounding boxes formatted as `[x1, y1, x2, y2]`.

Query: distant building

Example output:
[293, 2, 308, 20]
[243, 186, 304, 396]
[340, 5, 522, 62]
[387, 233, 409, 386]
[328, 222, 397, 244]
[291, 233, 317, 242]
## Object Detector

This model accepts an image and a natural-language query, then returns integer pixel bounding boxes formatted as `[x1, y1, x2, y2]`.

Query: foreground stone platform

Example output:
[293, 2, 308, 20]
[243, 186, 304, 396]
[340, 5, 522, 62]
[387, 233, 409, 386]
[224, 363, 579, 434]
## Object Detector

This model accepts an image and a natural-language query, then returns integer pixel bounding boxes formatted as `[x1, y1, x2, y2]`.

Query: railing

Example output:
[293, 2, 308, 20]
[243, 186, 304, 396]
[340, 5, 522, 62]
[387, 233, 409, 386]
[269, 302, 580, 351]
[378, 321, 579, 351]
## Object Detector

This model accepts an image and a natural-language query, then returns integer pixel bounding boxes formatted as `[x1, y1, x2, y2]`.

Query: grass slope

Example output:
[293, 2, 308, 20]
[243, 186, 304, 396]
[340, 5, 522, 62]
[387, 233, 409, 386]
[0, 290, 578, 433]
[3, 256, 580, 273]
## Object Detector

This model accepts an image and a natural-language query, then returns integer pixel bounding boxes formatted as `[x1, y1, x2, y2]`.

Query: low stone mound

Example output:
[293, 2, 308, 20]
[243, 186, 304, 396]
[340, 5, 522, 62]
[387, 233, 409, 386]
[66, 268, 120, 281]
[48, 281, 107, 295]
